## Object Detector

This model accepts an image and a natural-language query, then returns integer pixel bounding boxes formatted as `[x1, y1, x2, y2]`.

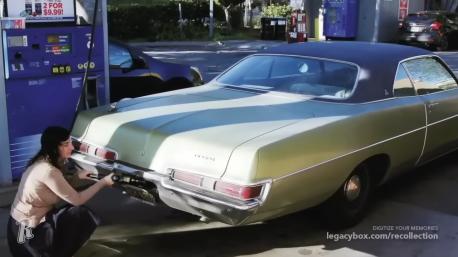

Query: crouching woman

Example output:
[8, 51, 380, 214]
[7, 126, 114, 257]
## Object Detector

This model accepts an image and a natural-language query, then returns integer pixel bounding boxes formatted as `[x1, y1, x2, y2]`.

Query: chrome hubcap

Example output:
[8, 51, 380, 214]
[344, 175, 361, 201]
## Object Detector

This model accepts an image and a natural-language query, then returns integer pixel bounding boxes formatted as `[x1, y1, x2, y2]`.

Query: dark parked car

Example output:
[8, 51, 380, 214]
[398, 11, 458, 51]
[109, 40, 203, 102]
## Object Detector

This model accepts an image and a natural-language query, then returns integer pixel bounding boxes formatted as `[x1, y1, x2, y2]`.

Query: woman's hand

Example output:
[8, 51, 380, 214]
[101, 173, 115, 187]
[76, 169, 114, 186]
[76, 170, 93, 180]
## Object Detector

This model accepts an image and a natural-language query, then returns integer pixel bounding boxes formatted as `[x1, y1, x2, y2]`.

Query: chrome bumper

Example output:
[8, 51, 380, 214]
[70, 152, 261, 225]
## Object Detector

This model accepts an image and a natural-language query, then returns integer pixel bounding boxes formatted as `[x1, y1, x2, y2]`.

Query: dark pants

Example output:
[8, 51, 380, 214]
[7, 205, 100, 257]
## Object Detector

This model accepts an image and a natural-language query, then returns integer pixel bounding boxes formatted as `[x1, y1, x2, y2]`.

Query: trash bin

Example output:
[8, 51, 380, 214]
[261, 17, 287, 40]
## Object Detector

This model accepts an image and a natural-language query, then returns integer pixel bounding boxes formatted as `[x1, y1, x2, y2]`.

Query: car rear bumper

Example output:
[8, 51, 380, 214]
[399, 32, 441, 45]
[70, 152, 262, 225]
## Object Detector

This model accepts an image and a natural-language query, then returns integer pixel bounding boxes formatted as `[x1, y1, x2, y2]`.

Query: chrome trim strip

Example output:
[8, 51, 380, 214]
[274, 125, 427, 182]
[275, 109, 458, 182]
[428, 113, 458, 126]
[416, 145, 458, 166]
[167, 168, 273, 203]
[415, 104, 429, 166]
[159, 180, 261, 211]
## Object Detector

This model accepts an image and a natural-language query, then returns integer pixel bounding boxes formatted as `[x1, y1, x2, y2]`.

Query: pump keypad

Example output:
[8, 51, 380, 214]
[52, 65, 72, 75]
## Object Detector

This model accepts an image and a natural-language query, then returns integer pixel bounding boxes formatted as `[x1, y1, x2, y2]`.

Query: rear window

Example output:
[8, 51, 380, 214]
[406, 13, 438, 21]
[216, 55, 358, 99]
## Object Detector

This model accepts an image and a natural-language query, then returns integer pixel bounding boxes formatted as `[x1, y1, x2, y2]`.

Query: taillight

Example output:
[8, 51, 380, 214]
[72, 138, 117, 160]
[398, 22, 405, 29]
[214, 181, 264, 201]
[79, 142, 89, 153]
[430, 21, 442, 31]
[172, 169, 203, 186]
[95, 148, 117, 160]
[171, 169, 266, 201]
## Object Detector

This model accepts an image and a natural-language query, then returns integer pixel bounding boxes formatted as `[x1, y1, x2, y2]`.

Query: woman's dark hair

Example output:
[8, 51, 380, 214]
[27, 126, 71, 168]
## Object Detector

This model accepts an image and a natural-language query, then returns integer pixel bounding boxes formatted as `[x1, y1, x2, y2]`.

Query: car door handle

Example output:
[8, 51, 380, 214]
[427, 102, 440, 112]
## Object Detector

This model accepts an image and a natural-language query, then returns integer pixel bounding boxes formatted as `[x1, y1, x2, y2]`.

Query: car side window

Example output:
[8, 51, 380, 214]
[109, 43, 133, 68]
[394, 65, 416, 97]
[403, 57, 458, 95]
[270, 57, 303, 77]
[241, 57, 272, 80]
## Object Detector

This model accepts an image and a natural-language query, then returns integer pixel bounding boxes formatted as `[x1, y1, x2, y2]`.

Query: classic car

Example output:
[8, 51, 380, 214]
[109, 40, 203, 102]
[70, 41, 458, 228]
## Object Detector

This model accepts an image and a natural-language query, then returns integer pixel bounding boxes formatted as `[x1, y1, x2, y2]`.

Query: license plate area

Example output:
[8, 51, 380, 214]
[409, 26, 424, 32]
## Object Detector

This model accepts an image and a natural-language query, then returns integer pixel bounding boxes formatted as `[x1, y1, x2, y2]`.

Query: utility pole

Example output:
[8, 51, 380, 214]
[179, 3, 183, 35]
[244, 0, 252, 28]
[209, 0, 214, 38]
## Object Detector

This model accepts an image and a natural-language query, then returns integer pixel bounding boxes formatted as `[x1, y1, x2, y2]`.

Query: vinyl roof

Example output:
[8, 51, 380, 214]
[263, 41, 433, 102]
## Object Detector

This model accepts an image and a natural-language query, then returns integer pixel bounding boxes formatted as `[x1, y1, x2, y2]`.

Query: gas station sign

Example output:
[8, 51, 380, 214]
[6, 0, 76, 23]
[398, 0, 409, 21]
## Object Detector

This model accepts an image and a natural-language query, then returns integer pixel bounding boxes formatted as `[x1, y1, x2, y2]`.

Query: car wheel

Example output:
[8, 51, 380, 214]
[320, 163, 372, 229]
[436, 36, 449, 51]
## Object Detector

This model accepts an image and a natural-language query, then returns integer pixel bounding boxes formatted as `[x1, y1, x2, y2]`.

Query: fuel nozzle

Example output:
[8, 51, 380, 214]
[112, 174, 121, 182]
[110, 173, 152, 187]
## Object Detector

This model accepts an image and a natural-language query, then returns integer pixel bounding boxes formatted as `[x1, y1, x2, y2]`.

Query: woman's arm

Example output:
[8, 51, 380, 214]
[43, 169, 113, 206]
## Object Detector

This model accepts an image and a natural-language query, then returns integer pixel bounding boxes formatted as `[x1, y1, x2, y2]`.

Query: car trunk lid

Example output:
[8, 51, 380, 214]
[78, 86, 313, 177]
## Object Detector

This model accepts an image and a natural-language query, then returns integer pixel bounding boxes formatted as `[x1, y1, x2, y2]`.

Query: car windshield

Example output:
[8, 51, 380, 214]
[216, 55, 358, 99]
[109, 42, 133, 67]
[407, 13, 438, 21]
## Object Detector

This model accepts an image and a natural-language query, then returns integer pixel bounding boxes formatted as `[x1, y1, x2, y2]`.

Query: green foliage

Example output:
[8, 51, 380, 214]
[108, 2, 226, 41]
[261, 4, 292, 18]
[107, 0, 267, 41]
[217, 0, 245, 8]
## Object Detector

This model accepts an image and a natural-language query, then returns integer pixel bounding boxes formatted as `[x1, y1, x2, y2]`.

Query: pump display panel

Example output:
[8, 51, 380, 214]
[6, 0, 76, 24]
[46, 34, 72, 55]
[7, 36, 28, 47]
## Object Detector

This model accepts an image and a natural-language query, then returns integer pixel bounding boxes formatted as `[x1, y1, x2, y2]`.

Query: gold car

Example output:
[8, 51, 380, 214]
[71, 42, 458, 228]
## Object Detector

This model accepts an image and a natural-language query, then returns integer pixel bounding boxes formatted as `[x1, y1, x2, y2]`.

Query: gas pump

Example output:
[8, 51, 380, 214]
[288, 10, 307, 43]
[0, 0, 109, 184]
[323, 0, 358, 40]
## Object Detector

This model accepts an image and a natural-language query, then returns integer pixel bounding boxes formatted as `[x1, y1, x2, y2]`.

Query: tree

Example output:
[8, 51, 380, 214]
[217, 0, 244, 29]
[244, 0, 252, 28]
